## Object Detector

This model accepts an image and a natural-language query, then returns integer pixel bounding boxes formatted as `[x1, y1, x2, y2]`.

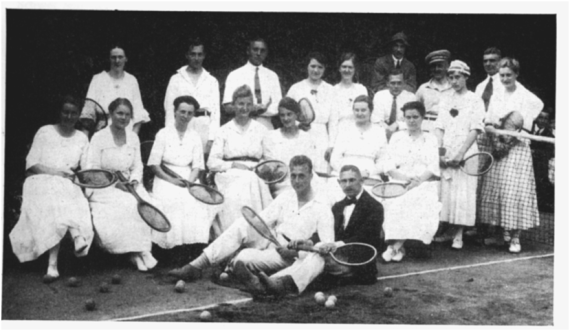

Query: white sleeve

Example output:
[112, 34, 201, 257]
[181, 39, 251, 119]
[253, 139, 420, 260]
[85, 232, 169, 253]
[223, 71, 238, 105]
[131, 77, 150, 125]
[147, 130, 165, 167]
[25, 127, 48, 170]
[316, 207, 335, 243]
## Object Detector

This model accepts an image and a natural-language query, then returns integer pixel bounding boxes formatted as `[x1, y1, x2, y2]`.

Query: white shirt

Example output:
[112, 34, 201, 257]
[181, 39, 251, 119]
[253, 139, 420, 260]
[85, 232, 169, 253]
[328, 83, 369, 146]
[485, 81, 543, 132]
[392, 55, 402, 67]
[416, 78, 454, 116]
[163, 66, 220, 140]
[372, 89, 417, 130]
[342, 189, 364, 229]
[474, 73, 503, 99]
[223, 62, 282, 129]
[147, 126, 204, 171]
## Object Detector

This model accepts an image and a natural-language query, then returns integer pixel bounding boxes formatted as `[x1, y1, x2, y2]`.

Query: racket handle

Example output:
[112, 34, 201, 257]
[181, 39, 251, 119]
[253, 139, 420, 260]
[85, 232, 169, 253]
[295, 244, 320, 253]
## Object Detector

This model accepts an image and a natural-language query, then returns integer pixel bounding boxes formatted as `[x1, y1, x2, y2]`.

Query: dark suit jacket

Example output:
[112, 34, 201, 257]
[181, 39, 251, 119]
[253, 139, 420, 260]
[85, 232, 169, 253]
[371, 54, 417, 93]
[331, 190, 384, 282]
[530, 125, 554, 159]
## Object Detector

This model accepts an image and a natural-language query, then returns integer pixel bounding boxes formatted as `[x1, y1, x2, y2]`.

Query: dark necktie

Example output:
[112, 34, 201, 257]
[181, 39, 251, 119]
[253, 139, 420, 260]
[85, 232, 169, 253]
[482, 77, 493, 111]
[396, 60, 401, 69]
[389, 94, 398, 125]
[254, 67, 262, 104]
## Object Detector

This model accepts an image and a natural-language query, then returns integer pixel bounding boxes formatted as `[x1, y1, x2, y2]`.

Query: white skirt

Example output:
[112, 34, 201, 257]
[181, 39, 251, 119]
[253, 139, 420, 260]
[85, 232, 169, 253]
[10, 175, 94, 262]
[306, 122, 330, 173]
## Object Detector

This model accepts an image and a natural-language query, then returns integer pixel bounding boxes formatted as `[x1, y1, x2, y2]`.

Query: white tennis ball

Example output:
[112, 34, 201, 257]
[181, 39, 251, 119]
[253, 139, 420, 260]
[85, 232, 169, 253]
[325, 299, 335, 309]
[175, 280, 185, 293]
[314, 292, 326, 304]
[200, 310, 212, 321]
[328, 295, 337, 303]
[384, 287, 393, 297]
[219, 272, 229, 281]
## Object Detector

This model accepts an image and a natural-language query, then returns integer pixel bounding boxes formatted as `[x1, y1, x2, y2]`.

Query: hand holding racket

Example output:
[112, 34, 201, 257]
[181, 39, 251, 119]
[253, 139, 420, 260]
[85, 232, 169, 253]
[71, 169, 118, 189]
[254, 160, 288, 184]
[78, 98, 108, 137]
[444, 152, 494, 176]
[160, 164, 224, 205]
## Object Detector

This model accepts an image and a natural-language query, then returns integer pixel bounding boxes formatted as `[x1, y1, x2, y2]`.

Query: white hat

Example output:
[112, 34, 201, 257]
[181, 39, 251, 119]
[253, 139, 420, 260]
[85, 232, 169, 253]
[448, 60, 471, 76]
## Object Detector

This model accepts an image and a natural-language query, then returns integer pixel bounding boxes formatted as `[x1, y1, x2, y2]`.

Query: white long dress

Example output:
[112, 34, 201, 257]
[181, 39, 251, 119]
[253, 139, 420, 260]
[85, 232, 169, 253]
[147, 127, 217, 248]
[10, 125, 94, 262]
[435, 91, 485, 226]
[287, 79, 335, 173]
[86, 127, 152, 254]
[328, 83, 368, 147]
[207, 120, 273, 237]
[382, 131, 442, 244]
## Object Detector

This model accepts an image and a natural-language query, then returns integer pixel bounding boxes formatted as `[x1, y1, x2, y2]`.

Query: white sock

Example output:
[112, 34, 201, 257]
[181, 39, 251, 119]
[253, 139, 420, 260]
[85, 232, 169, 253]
[190, 253, 210, 270]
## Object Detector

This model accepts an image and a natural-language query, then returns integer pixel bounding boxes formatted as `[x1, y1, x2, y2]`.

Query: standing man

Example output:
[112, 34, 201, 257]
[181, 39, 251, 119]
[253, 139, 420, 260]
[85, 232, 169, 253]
[164, 38, 220, 154]
[416, 50, 453, 132]
[223, 38, 282, 130]
[371, 32, 417, 93]
[475, 47, 503, 112]
[372, 69, 417, 139]
[168, 156, 334, 294]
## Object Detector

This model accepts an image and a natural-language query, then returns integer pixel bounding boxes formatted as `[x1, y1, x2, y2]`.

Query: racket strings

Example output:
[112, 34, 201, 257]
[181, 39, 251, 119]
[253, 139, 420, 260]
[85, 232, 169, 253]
[241, 207, 279, 244]
[333, 244, 376, 265]
[139, 203, 170, 232]
[188, 185, 224, 205]
[372, 183, 407, 198]
[461, 153, 494, 176]
[76, 171, 115, 186]
[255, 161, 288, 184]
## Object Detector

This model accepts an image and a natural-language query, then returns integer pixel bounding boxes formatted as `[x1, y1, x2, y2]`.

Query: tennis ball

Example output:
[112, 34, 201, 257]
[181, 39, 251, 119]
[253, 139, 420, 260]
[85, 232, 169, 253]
[325, 299, 335, 309]
[328, 295, 337, 304]
[219, 272, 229, 281]
[384, 287, 393, 297]
[67, 277, 79, 287]
[111, 274, 121, 284]
[175, 280, 185, 293]
[200, 310, 212, 321]
[99, 282, 110, 293]
[85, 299, 96, 311]
[314, 292, 326, 305]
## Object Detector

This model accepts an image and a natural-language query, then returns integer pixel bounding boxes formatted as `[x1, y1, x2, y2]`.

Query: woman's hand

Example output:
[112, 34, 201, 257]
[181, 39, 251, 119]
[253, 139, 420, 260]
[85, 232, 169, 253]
[485, 125, 497, 135]
[169, 178, 187, 188]
[318, 243, 338, 255]
[231, 162, 250, 171]
[115, 181, 129, 192]
[439, 156, 449, 168]
[448, 152, 465, 168]
[298, 123, 311, 132]
[324, 147, 333, 162]
[407, 176, 422, 190]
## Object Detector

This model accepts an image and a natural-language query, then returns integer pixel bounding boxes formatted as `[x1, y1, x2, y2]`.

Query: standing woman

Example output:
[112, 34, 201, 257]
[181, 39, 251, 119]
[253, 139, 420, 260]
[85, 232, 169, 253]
[328, 52, 369, 155]
[382, 101, 441, 262]
[86, 98, 157, 271]
[80, 46, 150, 135]
[10, 96, 94, 282]
[148, 95, 215, 262]
[287, 52, 335, 174]
[479, 58, 543, 253]
[208, 85, 273, 238]
[434, 60, 485, 250]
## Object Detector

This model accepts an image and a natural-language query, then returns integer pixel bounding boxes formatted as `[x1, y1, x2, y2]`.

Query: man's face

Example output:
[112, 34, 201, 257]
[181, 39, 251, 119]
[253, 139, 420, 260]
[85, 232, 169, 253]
[388, 73, 404, 96]
[186, 45, 205, 71]
[536, 112, 550, 129]
[338, 169, 363, 199]
[483, 53, 501, 76]
[247, 41, 268, 66]
[430, 61, 449, 80]
[290, 164, 312, 194]
[391, 41, 406, 60]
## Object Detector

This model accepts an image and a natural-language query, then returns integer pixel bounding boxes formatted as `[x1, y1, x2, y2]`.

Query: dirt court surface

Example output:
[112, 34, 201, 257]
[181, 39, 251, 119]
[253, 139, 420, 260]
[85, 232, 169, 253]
[2, 233, 554, 325]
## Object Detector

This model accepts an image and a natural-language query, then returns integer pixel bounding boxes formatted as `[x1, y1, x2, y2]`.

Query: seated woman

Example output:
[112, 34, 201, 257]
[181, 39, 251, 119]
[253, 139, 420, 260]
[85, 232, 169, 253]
[10, 95, 94, 282]
[148, 95, 216, 264]
[381, 101, 442, 262]
[86, 97, 157, 271]
[262, 97, 318, 197]
[207, 85, 273, 238]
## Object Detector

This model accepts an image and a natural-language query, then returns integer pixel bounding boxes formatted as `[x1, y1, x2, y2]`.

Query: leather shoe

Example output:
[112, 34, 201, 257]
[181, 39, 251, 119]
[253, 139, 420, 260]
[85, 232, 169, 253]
[233, 261, 266, 295]
[258, 272, 297, 296]
[168, 264, 202, 281]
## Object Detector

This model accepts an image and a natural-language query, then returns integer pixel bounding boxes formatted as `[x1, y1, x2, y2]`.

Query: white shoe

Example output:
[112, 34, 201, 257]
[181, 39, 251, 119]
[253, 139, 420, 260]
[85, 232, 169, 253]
[46, 265, 60, 279]
[140, 251, 158, 270]
[130, 254, 148, 272]
[452, 239, 463, 250]
[392, 247, 406, 262]
[382, 246, 396, 262]
[509, 239, 521, 253]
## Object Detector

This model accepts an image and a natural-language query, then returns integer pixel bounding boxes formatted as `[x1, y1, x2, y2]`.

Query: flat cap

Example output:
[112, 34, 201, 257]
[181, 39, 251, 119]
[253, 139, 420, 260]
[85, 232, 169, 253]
[386, 32, 410, 47]
[425, 50, 451, 64]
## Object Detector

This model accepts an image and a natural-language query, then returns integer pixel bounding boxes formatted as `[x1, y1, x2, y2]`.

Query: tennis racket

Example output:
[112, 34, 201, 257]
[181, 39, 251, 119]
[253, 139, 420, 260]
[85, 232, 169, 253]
[298, 98, 316, 125]
[115, 171, 171, 232]
[493, 129, 555, 144]
[160, 164, 224, 205]
[314, 172, 384, 186]
[71, 169, 118, 189]
[78, 98, 107, 137]
[254, 160, 288, 184]
[445, 152, 494, 176]
[371, 182, 409, 199]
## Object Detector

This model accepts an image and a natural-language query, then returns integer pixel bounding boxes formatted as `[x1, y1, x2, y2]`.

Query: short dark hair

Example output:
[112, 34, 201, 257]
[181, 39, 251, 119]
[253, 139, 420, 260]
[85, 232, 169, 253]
[338, 52, 359, 82]
[61, 94, 82, 110]
[187, 37, 205, 54]
[232, 85, 253, 104]
[290, 155, 313, 173]
[339, 164, 362, 178]
[108, 97, 133, 116]
[483, 47, 502, 57]
[278, 97, 300, 116]
[173, 95, 200, 111]
[305, 51, 327, 68]
[109, 45, 127, 56]
[389, 68, 404, 78]
[401, 101, 426, 118]
[249, 37, 267, 48]
[353, 94, 374, 112]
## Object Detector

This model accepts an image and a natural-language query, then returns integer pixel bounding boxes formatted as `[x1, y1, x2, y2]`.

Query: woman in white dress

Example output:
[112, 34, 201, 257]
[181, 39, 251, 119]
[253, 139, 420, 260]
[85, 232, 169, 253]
[80, 46, 150, 135]
[208, 85, 273, 238]
[381, 101, 442, 262]
[434, 60, 485, 250]
[148, 95, 215, 263]
[10, 96, 94, 282]
[262, 97, 318, 197]
[479, 58, 543, 253]
[287, 52, 335, 174]
[86, 98, 157, 271]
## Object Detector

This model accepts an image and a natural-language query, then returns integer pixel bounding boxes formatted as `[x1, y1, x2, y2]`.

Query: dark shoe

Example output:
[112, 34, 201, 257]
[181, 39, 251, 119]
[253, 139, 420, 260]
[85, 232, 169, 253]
[168, 264, 202, 281]
[232, 261, 266, 295]
[258, 272, 297, 296]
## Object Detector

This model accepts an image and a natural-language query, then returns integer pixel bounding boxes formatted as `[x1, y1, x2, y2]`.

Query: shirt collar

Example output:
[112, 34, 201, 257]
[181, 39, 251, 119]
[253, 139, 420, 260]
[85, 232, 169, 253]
[246, 61, 264, 71]
[392, 54, 402, 65]
[347, 189, 364, 203]
[427, 78, 452, 91]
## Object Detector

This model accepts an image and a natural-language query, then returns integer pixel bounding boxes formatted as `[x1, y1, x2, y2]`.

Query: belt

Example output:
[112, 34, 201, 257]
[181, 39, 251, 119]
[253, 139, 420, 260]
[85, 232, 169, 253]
[223, 157, 260, 162]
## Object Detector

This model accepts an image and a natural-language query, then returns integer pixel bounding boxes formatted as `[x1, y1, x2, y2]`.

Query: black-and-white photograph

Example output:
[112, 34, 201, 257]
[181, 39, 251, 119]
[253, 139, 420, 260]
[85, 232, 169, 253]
[1, 1, 568, 328]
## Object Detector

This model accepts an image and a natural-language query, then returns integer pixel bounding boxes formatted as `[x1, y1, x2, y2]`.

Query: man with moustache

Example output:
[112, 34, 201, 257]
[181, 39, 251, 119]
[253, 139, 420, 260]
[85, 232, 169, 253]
[475, 47, 504, 112]
[222, 38, 282, 130]
[371, 32, 417, 93]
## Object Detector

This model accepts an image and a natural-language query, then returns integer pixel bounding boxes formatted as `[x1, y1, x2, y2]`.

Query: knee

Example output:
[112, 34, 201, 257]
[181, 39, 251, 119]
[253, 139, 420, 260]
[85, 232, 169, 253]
[232, 248, 259, 268]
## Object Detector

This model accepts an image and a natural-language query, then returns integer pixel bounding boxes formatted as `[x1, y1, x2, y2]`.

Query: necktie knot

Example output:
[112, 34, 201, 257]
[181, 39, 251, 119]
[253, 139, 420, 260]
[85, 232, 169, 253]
[343, 197, 356, 207]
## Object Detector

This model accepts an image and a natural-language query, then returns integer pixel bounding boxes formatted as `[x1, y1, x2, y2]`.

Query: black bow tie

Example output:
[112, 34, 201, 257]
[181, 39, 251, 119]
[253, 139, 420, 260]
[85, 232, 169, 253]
[342, 198, 356, 207]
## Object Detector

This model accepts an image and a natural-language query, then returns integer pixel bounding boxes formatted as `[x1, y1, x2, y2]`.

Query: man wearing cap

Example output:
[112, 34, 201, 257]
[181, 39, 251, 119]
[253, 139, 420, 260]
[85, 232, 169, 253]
[371, 32, 417, 93]
[222, 37, 282, 130]
[474, 47, 504, 112]
[416, 50, 453, 132]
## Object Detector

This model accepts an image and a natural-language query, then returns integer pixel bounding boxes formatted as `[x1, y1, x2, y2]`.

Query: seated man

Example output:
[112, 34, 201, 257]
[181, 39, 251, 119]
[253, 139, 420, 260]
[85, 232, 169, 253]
[168, 155, 334, 294]
[258, 165, 384, 295]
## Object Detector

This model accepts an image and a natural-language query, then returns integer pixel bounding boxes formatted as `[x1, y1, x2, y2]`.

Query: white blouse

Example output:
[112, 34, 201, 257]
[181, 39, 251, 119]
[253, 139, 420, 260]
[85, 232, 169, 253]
[485, 81, 543, 132]
[384, 131, 440, 178]
[262, 129, 317, 166]
[147, 126, 204, 171]
[287, 79, 335, 125]
[26, 125, 89, 171]
[329, 83, 368, 146]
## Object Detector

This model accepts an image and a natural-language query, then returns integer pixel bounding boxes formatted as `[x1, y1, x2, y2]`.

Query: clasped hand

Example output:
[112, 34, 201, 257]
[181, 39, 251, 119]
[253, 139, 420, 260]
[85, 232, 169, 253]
[276, 246, 298, 261]
[116, 179, 139, 192]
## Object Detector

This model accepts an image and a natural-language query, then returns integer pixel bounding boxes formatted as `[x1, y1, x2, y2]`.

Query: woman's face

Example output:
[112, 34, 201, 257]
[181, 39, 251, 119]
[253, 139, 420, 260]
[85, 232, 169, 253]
[404, 108, 423, 132]
[307, 58, 325, 82]
[110, 104, 132, 130]
[353, 101, 371, 124]
[110, 48, 127, 71]
[234, 96, 254, 120]
[339, 59, 355, 82]
[449, 72, 467, 92]
[278, 107, 298, 129]
[499, 67, 518, 90]
[175, 102, 195, 127]
[60, 102, 81, 129]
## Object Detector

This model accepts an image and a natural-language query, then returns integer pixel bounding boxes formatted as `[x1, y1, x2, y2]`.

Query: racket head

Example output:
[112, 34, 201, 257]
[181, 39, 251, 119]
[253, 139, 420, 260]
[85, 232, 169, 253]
[362, 177, 383, 186]
[254, 160, 289, 184]
[298, 98, 316, 125]
[330, 242, 378, 266]
[73, 169, 117, 189]
[141, 141, 155, 165]
[460, 152, 494, 176]
[85, 98, 108, 132]
[187, 183, 225, 205]
[315, 171, 335, 178]
[138, 202, 171, 232]
[240, 206, 281, 246]
[371, 182, 408, 199]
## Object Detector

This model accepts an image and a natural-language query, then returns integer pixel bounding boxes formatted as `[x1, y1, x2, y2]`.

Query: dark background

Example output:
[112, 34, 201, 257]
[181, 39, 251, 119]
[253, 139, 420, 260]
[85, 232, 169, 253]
[3, 9, 556, 259]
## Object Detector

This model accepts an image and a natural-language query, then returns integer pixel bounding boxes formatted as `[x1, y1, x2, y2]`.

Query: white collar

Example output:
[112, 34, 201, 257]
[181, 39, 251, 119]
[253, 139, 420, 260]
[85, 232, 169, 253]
[392, 55, 402, 64]
[347, 189, 364, 202]
[246, 61, 264, 71]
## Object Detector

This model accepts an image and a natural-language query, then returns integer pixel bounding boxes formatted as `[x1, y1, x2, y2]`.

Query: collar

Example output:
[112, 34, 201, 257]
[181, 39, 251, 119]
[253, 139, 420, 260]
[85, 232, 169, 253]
[178, 65, 209, 84]
[426, 78, 452, 91]
[245, 61, 264, 71]
[346, 189, 364, 203]
[392, 55, 403, 64]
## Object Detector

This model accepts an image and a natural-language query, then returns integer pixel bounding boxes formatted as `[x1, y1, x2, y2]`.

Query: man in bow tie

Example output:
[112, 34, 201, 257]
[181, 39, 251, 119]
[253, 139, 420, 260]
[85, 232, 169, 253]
[258, 165, 384, 295]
